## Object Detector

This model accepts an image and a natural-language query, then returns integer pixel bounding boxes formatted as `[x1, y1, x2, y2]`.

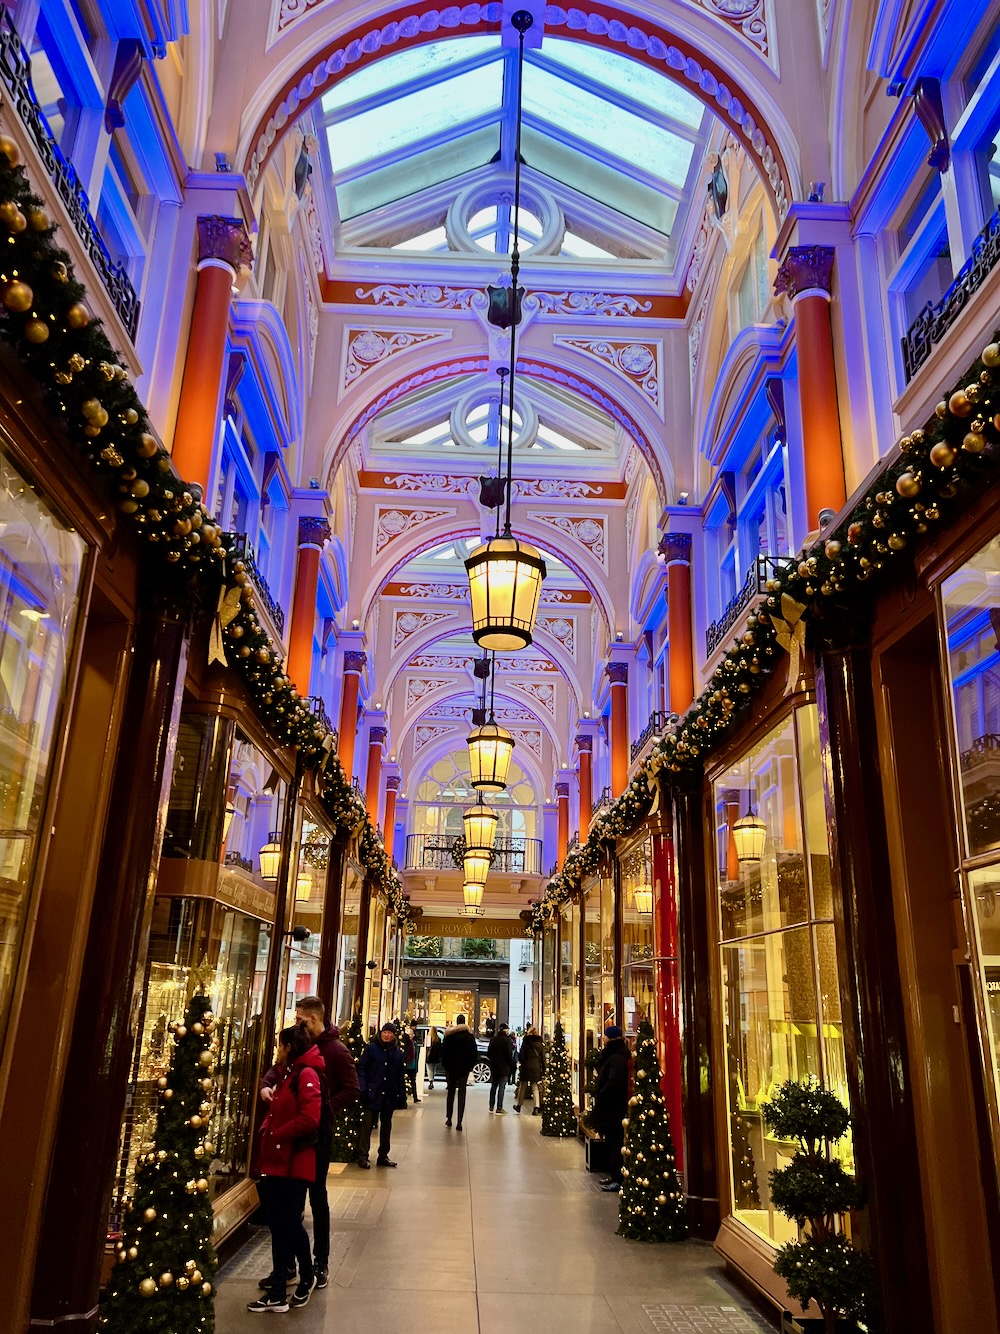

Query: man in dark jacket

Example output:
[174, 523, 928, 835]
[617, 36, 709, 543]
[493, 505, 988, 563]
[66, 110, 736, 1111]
[486, 1023, 514, 1113]
[591, 1025, 631, 1192]
[357, 1022, 408, 1168]
[440, 1014, 478, 1131]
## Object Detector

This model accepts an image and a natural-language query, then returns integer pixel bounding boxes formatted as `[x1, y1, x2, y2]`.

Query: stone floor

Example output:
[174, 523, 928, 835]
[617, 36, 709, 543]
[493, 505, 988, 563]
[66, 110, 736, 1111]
[216, 1084, 772, 1333]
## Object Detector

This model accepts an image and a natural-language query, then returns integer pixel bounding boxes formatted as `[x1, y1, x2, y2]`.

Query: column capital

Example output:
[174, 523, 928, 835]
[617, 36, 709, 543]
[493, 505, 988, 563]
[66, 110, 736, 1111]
[368, 724, 388, 747]
[774, 244, 834, 301]
[196, 214, 253, 273]
[574, 734, 593, 754]
[298, 514, 332, 548]
[555, 781, 570, 799]
[385, 774, 401, 793]
[344, 649, 367, 674]
[658, 532, 692, 566]
[606, 660, 629, 686]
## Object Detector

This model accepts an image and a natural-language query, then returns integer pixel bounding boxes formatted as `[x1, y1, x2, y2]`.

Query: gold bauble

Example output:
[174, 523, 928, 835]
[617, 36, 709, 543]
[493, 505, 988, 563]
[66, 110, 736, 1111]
[166, 550, 181, 562]
[0, 200, 20, 224]
[143, 1207, 157, 1221]
[238, 645, 251, 658]
[163, 1088, 174, 1098]
[128, 1246, 139, 1260]
[124, 407, 139, 425]
[83, 424, 102, 438]
[139, 1278, 157, 1297]
[2, 280, 33, 312]
[51, 260, 68, 283]
[929, 441, 956, 468]
[962, 431, 986, 453]
[198, 1050, 213, 1066]
[81, 397, 102, 421]
[202, 1281, 213, 1296]
[131, 480, 149, 499]
[656, 1194, 667, 1205]
[173, 517, 192, 536]
[228, 624, 244, 639]
[0, 135, 20, 165]
[136, 433, 158, 458]
[196, 1178, 209, 1192]
[157, 1076, 168, 1088]
[175, 1024, 187, 1038]
[9, 211, 25, 231]
[27, 208, 50, 231]
[158, 1271, 174, 1288]
[24, 317, 49, 343]
[67, 352, 85, 372]
[66, 302, 90, 329]
[895, 472, 920, 497]
[201, 1077, 213, 1091]
[185, 1260, 197, 1273]
[191, 1269, 203, 1284]
[176, 1276, 190, 1291]
[948, 390, 972, 417]
[191, 1021, 204, 1034]
[189, 1114, 203, 1128]
[824, 539, 842, 559]
[888, 533, 907, 551]
[982, 342, 1000, 368]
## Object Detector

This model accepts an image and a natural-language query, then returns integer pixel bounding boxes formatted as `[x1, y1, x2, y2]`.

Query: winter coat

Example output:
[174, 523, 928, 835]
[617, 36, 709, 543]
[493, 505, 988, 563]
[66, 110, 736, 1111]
[257, 1046, 324, 1181]
[427, 1036, 443, 1066]
[261, 1023, 360, 1121]
[358, 1037, 408, 1112]
[590, 1037, 631, 1135]
[517, 1033, 545, 1084]
[441, 1022, 479, 1081]
[402, 1033, 417, 1070]
[487, 1032, 514, 1079]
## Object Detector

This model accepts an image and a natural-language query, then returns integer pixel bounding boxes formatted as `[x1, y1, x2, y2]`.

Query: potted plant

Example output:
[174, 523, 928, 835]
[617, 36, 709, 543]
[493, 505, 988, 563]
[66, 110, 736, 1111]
[762, 1079, 874, 1334]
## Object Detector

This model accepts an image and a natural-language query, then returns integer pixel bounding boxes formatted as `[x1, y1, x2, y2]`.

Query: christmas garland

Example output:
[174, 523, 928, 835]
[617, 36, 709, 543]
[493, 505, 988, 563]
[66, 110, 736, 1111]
[533, 329, 1000, 933]
[0, 139, 408, 919]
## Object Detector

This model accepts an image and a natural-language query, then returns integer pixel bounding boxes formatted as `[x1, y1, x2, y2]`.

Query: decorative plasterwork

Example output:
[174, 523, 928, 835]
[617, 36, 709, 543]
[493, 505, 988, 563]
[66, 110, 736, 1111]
[520, 681, 556, 713]
[689, 287, 712, 393]
[537, 615, 576, 657]
[374, 505, 456, 556]
[496, 652, 559, 673]
[626, 493, 639, 552]
[554, 336, 662, 416]
[511, 726, 543, 758]
[395, 581, 469, 601]
[686, 203, 714, 294]
[529, 513, 607, 569]
[303, 193, 326, 276]
[367, 473, 479, 496]
[530, 291, 653, 318]
[692, 0, 769, 61]
[404, 675, 454, 711]
[393, 608, 452, 649]
[355, 283, 486, 311]
[408, 653, 473, 670]
[413, 722, 455, 753]
[341, 326, 450, 394]
[361, 472, 612, 500]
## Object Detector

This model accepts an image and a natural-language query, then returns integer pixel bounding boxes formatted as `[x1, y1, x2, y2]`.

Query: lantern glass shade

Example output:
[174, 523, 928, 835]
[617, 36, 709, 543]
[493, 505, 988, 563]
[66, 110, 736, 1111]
[222, 802, 236, 844]
[295, 872, 311, 899]
[733, 810, 767, 864]
[463, 849, 491, 886]
[458, 881, 486, 917]
[633, 885, 653, 916]
[463, 800, 499, 853]
[467, 720, 514, 793]
[465, 535, 547, 651]
[258, 834, 281, 880]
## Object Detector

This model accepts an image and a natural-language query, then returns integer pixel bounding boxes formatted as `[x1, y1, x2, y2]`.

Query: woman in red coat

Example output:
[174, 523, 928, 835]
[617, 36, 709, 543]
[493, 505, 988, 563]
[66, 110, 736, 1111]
[248, 1022, 324, 1313]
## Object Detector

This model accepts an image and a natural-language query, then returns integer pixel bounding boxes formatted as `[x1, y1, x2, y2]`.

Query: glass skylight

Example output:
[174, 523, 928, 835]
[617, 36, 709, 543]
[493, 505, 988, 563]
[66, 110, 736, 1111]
[466, 397, 523, 444]
[392, 225, 450, 252]
[561, 231, 615, 259]
[536, 423, 586, 451]
[468, 203, 543, 254]
[537, 39, 704, 128]
[321, 36, 500, 113]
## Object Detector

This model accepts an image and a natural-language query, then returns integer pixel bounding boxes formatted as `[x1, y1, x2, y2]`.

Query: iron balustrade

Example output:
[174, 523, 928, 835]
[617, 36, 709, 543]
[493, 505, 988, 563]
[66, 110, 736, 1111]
[902, 208, 1000, 383]
[404, 833, 542, 875]
[224, 851, 253, 873]
[631, 710, 667, 764]
[307, 695, 334, 737]
[0, 9, 140, 339]
[960, 733, 1000, 770]
[705, 555, 795, 657]
[224, 533, 286, 635]
[593, 785, 613, 818]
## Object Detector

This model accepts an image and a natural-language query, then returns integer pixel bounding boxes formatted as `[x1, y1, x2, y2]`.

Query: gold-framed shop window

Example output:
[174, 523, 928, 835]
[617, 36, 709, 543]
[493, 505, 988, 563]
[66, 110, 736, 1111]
[620, 836, 655, 1036]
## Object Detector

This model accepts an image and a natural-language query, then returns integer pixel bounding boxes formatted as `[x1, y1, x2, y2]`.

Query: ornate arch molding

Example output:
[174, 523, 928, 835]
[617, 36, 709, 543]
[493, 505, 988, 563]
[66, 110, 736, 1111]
[331, 355, 670, 504]
[402, 717, 551, 807]
[397, 683, 560, 758]
[240, 2, 795, 224]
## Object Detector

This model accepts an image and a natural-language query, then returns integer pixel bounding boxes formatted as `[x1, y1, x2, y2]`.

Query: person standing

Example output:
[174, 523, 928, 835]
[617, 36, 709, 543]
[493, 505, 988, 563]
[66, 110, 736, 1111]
[440, 1013, 478, 1131]
[513, 1025, 544, 1114]
[508, 1029, 519, 1086]
[487, 1023, 514, 1113]
[425, 1025, 443, 1090]
[591, 1025, 631, 1192]
[248, 1023, 323, 1313]
[402, 1024, 420, 1103]
[357, 1022, 407, 1168]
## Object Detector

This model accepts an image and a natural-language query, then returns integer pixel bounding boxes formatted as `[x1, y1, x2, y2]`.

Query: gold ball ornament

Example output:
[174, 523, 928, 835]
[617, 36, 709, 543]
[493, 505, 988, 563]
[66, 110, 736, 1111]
[139, 1278, 157, 1297]
[929, 441, 956, 468]
[24, 317, 49, 343]
[27, 208, 50, 231]
[0, 200, 20, 225]
[0, 136, 21, 166]
[176, 1276, 190, 1291]
[189, 1114, 203, 1128]
[202, 1281, 213, 1296]
[136, 433, 158, 458]
[982, 342, 1000, 368]
[158, 1272, 174, 1288]
[143, 1207, 157, 1222]
[888, 534, 907, 551]
[824, 540, 842, 559]
[175, 1024, 187, 1038]
[201, 1077, 213, 1091]
[191, 1269, 203, 1284]
[51, 259, 68, 283]
[949, 390, 972, 417]
[128, 1246, 139, 1260]
[196, 1177, 209, 1192]
[895, 471, 920, 497]
[199, 1050, 213, 1066]
[191, 1021, 204, 1034]
[66, 302, 90, 329]
[162, 1088, 174, 1099]
[67, 353, 86, 372]
[962, 431, 986, 453]
[8, 210, 26, 232]
[185, 1260, 197, 1273]
[2, 280, 33, 312]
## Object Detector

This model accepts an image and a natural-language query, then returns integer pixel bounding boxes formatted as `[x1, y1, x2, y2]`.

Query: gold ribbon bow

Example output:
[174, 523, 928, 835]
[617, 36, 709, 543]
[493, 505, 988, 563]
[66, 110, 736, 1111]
[771, 593, 807, 696]
[208, 585, 242, 665]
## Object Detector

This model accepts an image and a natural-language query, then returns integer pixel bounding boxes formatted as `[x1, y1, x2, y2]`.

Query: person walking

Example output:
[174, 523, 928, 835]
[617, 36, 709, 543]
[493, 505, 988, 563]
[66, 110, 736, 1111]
[248, 1023, 323, 1313]
[513, 1025, 544, 1114]
[487, 1023, 514, 1112]
[440, 1013, 478, 1131]
[591, 1024, 631, 1192]
[357, 1021, 407, 1168]
[402, 1024, 421, 1103]
[508, 1029, 519, 1086]
[425, 1025, 443, 1089]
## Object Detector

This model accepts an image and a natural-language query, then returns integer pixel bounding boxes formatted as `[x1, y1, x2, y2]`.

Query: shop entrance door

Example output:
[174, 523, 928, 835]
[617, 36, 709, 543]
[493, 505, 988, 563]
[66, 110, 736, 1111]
[427, 987, 474, 1027]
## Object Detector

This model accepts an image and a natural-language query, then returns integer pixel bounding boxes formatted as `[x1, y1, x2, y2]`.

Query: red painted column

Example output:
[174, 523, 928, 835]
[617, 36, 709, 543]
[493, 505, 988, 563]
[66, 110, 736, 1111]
[774, 246, 846, 530]
[556, 779, 570, 868]
[286, 516, 331, 695]
[364, 725, 386, 823]
[650, 808, 683, 1173]
[337, 651, 366, 779]
[172, 216, 252, 495]
[576, 733, 593, 840]
[382, 774, 400, 843]
[606, 661, 629, 798]
[660, 533, 694, 717]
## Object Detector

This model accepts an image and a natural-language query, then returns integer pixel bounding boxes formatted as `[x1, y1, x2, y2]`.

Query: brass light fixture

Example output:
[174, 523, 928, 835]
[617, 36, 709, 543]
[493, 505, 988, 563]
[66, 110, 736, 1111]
[463, 799, 499, 856]
[258, 832, 281, 880]
[467, 653, 515, 792]
[465, 10, 546, 651]
[463, 848, 492, 887]
[633, 883, 653, 917]
[458, 882, 486, 918]
[733, 798, 767, 865]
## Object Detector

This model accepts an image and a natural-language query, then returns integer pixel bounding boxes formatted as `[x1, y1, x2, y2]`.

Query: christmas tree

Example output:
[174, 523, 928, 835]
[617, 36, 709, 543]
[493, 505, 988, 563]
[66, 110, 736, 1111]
[763, 1079, 873, 1334]
[730, 1108, 762, 1209]
[617, 1020, 687, 1242]
[541, 1021, 577, 1137]
[329, 1010, 365, 1163]
[103, 992, 219, 1332]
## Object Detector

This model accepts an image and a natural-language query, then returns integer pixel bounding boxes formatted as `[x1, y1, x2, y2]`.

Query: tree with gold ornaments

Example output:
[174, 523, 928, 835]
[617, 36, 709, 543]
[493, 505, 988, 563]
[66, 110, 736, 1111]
[541, 1021, 577, 1137]
[329, 1010, 366, 1162]
[102, 992, 218, 1332]
[617, 1020, 687, 1242]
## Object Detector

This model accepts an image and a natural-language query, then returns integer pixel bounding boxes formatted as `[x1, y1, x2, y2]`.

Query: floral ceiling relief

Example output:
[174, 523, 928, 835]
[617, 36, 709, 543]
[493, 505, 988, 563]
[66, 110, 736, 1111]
[530, 513, 607, 570]
[519, 681, 557, 714]
[341, 327, 450, 395]
[537, 615, 576, 658]
[404, 676, 453, 712]
[392, 609, 453, 650]
[691, 0, 771, 61]
[413, 722, 456, 754]
[373, 505, 456, 556]
[554, 336, 663, 416]
[510, 727, 543, 759]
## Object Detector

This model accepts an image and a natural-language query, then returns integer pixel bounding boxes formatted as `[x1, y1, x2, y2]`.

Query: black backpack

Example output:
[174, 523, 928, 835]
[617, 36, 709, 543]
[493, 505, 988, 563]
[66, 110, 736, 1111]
[289, 1064, 331, 1147]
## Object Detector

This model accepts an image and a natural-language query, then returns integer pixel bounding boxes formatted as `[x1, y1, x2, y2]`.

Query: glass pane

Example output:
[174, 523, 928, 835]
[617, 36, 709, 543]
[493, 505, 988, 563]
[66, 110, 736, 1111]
[339, 126, 499, 219]
[796, 705, 834, 920]
[0, 444, 85, 1053]
[561, 230, 615, 259]
[814, 923, 851, 1173]
[537, 39, 704, 128]
[392, 225, 450, 252]
[968, 868, 1000, 1122]
[328, 65, 502, 171]
[336, 868, 362, 1025]
[522, 65, 695, 183]
[321, 36, 500, 112]
[521, 128, 676, 233]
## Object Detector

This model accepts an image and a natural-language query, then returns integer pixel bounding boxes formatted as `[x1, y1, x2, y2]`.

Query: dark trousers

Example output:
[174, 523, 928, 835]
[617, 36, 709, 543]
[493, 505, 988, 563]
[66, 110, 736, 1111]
[489, 1075, 508, 1110]
[446, 1077, 467, 1125]
[405, 1066, 419, 1100]
[265, 1176, 313, 1294]
[359, 1106, 394, 1162]
[603, 1121, 625, 1182]
[308, 1142, 331, 1265]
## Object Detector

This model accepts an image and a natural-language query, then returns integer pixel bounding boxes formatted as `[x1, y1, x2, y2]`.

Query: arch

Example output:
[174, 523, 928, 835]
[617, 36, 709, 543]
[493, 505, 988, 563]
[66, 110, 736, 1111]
[237, 4, 797, 224]
[396, 684, 562, 764]
[402, 728, 550, 824]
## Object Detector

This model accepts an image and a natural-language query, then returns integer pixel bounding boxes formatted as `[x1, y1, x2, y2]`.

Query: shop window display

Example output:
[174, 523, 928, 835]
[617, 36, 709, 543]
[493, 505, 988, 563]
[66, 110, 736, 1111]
[713, 705, 849, 1246]
[559, 900, 580, 1101]
[621, 840, 655, 1035]
[0, 442, 85, 1058]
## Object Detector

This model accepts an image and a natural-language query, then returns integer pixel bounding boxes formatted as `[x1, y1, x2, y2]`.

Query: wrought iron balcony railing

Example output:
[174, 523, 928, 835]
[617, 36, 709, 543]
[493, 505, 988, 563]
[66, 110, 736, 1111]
[705, 555, 795, 658]
[593, 785, 613, 819]
[404, 833, 542, 875]
[224, 851, 253, 873]
[631, 710, 667, 765]
[308, 695, 334, 737]
[960, 733, 1000, 771]
[224, 532, 286, 636]
[902, 208, 1000, 383]
[0, 9, 140, 338]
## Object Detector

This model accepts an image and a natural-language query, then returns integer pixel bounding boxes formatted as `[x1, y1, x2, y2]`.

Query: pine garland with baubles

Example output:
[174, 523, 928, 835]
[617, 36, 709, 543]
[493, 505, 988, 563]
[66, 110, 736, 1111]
[541, 1021, 577, 1137]
[102, 993, 219, 1332]
[329, 1011, 366, 1163]
[617, 1020, 687, 1242]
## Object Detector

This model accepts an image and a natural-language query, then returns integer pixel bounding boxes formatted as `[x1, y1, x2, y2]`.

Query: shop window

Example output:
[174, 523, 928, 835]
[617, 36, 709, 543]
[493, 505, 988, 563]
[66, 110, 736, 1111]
[891, 178, 953, 329]
[621, 839, 654, 1035]
[713, 705, 849, 1245]
[733, 226, 769, 336]
[973, 123, 1000, 217]
[0, 443, 86, 1057]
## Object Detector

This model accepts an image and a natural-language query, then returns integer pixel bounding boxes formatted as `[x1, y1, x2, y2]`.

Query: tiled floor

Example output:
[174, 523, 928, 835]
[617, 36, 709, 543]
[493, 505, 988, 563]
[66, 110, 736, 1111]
[216, 1085, 772, 1333]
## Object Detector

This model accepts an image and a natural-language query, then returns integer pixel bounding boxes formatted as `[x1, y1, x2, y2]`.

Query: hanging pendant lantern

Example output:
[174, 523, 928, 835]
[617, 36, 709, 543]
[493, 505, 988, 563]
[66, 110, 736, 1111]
[258, 832, 281, 880]
[467, 718, 515, 793]
[733, 806, 767, 864]
[463, 848, 492, 886]
[465, 535, 546, 651]
[463, 800, 499, 854]
[458, 882, 485, 918]
[633, 883, 653, 917]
